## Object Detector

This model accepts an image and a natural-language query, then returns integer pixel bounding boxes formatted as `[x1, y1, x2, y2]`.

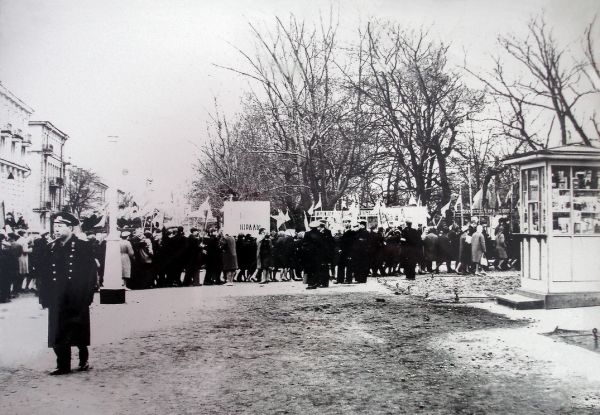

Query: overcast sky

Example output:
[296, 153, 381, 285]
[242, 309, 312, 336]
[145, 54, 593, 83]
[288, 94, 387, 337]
[0, 0, 597, 204]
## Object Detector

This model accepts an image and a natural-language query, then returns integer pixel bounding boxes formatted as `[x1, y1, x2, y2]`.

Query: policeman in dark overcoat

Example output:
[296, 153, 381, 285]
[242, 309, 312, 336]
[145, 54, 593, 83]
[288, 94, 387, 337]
[39, 212, 97, 375]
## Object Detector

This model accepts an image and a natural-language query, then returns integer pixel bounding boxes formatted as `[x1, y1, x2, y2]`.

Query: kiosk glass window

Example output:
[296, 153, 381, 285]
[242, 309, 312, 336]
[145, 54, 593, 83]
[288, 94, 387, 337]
[522, 167, 545, 233]
[551, 166, 600, 234]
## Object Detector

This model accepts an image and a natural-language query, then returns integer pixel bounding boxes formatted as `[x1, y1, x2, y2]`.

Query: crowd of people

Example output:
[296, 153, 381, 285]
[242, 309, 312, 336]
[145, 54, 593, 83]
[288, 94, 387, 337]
[0, 214, 519, 301]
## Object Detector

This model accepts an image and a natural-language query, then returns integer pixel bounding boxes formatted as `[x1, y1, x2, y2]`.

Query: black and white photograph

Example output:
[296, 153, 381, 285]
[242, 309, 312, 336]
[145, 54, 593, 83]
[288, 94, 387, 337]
[1, 0, 600, 413]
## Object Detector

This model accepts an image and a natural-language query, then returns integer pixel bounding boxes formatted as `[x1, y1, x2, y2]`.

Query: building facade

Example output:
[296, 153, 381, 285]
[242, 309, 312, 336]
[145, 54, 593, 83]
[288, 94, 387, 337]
[27, 121, 69, 231]
[0, 83, 34, 225]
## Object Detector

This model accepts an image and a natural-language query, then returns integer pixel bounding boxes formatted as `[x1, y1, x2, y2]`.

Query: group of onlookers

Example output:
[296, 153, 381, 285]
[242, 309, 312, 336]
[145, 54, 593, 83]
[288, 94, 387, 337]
[0, 215, 518, 302]
[0, 228, 52, 302]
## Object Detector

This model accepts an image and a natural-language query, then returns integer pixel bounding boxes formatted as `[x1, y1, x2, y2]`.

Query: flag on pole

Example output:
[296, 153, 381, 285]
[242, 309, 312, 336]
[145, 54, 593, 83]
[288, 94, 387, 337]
[408, 196, 417, 206]
[313, 195, 322, 211]
[454, 194, 461, 211]
[283, 209, 291, 222]
[304, 211, 310, 231]
[152, 210, 164, 229]
[440, 199, 451, 216]
[307, 201, 315, 216]
[496, 193, 502, 208]
[472, 188, 483, 209]
[505, 187, 513, 205]
[271, 209, 288, 230]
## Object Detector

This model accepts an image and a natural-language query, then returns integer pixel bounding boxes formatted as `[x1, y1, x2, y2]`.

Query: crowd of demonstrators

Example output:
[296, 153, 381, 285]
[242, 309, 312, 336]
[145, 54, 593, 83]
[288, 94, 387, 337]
[0, 214, 520, 302]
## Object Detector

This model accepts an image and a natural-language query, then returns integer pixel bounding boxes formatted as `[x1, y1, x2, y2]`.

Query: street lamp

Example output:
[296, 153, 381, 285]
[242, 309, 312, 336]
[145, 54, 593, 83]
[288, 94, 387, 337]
[99, 135, 126, 304]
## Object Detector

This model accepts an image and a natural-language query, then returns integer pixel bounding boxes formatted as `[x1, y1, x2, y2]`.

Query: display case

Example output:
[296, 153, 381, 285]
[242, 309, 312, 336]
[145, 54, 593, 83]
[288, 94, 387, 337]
[551, 166, 600, 235]
[504, 145, 600, 308]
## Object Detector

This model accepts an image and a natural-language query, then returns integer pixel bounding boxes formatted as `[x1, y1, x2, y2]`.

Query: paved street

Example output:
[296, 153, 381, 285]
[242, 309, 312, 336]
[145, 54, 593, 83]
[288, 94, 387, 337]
[1, 279, 600, 414]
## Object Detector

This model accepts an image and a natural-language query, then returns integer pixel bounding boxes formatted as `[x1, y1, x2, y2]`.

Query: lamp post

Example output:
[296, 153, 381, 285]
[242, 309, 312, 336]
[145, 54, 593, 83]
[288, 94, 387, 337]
[99, 136, 126, 304]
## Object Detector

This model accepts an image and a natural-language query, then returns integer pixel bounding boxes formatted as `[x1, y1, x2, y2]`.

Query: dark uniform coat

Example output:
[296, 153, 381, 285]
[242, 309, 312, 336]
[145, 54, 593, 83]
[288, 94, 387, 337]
[39, 237, 97, 348]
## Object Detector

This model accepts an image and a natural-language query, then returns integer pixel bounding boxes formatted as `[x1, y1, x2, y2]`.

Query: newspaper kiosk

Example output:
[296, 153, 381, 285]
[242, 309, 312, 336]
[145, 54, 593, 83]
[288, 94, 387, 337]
[502, 145, 600, 308]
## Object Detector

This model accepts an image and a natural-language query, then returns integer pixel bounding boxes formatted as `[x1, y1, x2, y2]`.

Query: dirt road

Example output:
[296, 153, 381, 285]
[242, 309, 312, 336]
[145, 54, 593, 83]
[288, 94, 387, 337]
[1, 283, 599, 414]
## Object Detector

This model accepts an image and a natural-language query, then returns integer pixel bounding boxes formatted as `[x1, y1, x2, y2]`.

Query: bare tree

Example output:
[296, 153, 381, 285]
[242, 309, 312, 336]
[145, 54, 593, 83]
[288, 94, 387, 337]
[217, 14, 380, 211]
[584, 16, 600, 137]
[352, 23, 484, 209]
[64, 167, 103, 218]
[469, 15, 597, 150]
[191, 104, 276, 211]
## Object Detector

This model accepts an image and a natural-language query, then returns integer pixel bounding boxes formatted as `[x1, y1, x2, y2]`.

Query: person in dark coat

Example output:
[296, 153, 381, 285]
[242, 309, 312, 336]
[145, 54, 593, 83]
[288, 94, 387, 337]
[383, 228, 402, 275]
[38, 212, 97, 375]
[401, 218, 422, 280]
[182, 228, 202, 286]
[422, 227, 438, 273]
[273, 231, 295, 281]
[351, 221, 370, 283]
[336, 220, 355, 284]
[435, 227, 454, 273]
[159, 226, 187, 287]
[203, 228, 223, 285]
[30, 232, 52, 292]
[302, 221, 328, 289]
[0, 231, 15, 302]
[131, 230, 156, 289]
[257, 230, 274, 284]
[7, 232, 23, 297]
[220, 232, 238, 285]
[368, 226, 386, 277]
[319, 221, 335, 283]
[291, 231, 305, 282]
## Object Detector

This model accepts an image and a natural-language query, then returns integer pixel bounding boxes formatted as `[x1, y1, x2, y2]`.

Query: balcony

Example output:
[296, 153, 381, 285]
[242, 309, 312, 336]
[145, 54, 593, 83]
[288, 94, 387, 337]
[1, 123, 13, 134]
[33, 201, 52, 213]
[49, 177, 64, 188]
[22, 134, 32, 146]
[42, 144, 54, 155]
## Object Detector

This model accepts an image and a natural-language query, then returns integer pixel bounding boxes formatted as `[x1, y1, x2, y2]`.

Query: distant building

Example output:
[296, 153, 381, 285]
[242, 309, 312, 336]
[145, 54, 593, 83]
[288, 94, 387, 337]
[0, 83, 34, 225]
[27, 120, 69, 231]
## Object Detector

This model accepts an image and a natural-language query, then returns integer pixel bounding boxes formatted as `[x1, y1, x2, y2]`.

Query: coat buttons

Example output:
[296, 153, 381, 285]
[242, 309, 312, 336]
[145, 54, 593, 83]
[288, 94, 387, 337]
[52, 278, 56, 281]
[52, 271, 56, 274]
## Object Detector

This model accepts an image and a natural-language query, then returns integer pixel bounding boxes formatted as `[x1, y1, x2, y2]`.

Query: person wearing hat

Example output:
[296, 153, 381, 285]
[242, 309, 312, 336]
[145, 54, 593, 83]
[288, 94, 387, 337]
[38, 212, 97, 375]
[302, 220, 327, 289]
[336, 219, 355, 284]
[119, 231, 134, 288]
[319, 220, 335, 286]
[350, 220, 370, 283]
[400, 217, 422, 280]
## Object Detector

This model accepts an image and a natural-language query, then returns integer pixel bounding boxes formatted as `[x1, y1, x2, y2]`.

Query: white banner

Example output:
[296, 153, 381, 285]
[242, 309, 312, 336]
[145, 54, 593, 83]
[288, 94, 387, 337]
[223, 201, 270, 237]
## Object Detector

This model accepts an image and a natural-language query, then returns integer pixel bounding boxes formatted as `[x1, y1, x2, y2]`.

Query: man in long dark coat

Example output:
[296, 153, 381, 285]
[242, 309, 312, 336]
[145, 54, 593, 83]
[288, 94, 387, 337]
[302, 221, 327, 289]
[401, 218, 422, 280]
[39, 212, 97, 375]
[351, 221, 370, 283]
[336, 220, 355, 284]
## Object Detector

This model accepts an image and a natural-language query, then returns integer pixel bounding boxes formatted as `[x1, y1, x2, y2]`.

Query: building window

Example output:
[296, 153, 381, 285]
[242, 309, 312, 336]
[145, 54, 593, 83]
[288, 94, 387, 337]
[552, 166, 600, 235]
[521, 167, 546, 234]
